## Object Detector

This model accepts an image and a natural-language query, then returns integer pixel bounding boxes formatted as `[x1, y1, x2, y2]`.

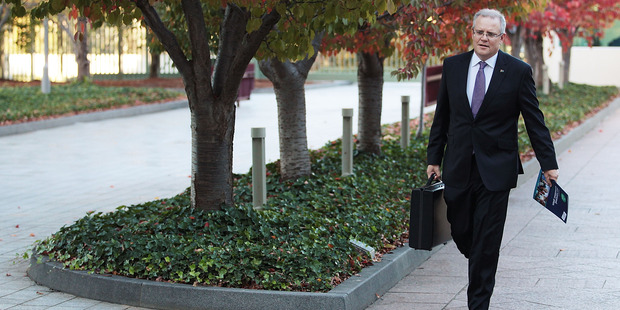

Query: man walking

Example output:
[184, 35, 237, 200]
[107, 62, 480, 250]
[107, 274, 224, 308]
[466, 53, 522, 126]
[426, 8, 559, 309]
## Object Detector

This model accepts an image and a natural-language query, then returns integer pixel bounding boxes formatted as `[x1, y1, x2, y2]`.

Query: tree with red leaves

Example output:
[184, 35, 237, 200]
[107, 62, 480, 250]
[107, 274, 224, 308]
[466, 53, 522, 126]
[549, 0, 619, 83]
[514, 0, 619, 86]
[322, 1, 537, 155]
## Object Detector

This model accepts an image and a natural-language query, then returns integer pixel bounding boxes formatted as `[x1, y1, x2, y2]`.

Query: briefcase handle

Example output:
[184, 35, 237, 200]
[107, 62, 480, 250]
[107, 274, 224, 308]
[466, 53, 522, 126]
[426, 173, 438, 187]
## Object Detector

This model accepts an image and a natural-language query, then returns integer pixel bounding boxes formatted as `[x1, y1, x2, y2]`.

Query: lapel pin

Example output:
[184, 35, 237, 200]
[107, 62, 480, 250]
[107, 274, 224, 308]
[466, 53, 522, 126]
[500, 69, 505, 73]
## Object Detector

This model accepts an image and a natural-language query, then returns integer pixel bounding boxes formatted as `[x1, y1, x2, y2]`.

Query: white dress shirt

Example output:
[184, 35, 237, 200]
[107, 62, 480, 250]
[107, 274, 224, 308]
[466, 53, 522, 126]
[466, 52, 498, 107]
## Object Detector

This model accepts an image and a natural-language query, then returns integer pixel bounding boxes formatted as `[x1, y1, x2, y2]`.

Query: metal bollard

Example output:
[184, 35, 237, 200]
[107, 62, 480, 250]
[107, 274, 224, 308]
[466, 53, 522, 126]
[41, 17, 51, 94]
[401, 95, 410, 149]
[342, 108, 354, 176]
[416, 64, 427, 139]
[251, 127, 266, 210]
[542, 65, 550, 95]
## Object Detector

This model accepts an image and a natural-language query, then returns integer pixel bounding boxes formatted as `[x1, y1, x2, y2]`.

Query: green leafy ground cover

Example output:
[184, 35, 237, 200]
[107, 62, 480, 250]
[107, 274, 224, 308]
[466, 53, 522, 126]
[29, 83, 618, 293]
[518, 83, 619, 157]
[0, 83, 183, 124]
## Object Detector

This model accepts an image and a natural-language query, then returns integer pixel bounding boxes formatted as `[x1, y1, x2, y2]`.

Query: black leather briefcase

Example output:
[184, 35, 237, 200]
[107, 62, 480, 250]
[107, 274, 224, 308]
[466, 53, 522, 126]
[409, 174, 452, 250]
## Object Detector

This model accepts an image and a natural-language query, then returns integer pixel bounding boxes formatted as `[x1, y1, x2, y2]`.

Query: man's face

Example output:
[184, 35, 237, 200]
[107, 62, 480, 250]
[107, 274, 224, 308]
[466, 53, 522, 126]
[472, 16, 504, 61]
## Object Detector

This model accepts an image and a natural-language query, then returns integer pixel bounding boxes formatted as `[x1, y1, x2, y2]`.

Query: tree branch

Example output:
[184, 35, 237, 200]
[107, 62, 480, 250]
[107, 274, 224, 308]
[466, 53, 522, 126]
[234, 8, 280, 75]
[213, 4, 247, 98]
[0, 4, 11, 30]
[293, 30, 324, 75]
[181, 0, 212, 85]
[135, 0, 191, 78]
[55, 15, 80, 57]
[214, 4, 280, 102]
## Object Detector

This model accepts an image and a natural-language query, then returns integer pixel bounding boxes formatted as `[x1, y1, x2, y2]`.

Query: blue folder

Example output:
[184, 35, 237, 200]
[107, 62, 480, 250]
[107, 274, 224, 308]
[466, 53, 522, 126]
[532, 170, 569, 223]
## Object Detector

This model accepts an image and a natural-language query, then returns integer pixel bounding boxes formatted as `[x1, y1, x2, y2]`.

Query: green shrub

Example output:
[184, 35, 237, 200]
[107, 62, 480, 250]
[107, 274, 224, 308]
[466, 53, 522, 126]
[518, 83, 618, 155]
[0, 83, 182, 123]
[34, 137, 428, 292]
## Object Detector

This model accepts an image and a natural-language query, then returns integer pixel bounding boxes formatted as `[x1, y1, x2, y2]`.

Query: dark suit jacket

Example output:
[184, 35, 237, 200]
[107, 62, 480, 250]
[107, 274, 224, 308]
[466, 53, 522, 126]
[427, 50, 558, 191]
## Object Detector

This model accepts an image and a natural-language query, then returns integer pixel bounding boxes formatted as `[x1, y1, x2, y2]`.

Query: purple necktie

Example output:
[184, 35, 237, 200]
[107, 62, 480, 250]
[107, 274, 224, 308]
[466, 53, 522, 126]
[471, 61, 487, 118]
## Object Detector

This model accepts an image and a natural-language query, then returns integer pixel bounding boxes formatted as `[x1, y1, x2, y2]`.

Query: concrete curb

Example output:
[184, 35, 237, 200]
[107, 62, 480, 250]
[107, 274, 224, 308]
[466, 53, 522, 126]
[518, 96, 620, 186]
[28, 245, 437, 310]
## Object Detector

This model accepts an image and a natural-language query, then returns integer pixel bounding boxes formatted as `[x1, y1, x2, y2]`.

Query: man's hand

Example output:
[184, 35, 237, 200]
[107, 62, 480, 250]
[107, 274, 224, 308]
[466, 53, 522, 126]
[543, 169, 559, 187]
[427, 165, 441, 181]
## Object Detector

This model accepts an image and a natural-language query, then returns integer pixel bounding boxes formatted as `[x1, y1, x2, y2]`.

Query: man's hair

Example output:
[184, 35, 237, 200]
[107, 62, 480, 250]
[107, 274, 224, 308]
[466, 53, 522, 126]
[473, 9, 506, 34]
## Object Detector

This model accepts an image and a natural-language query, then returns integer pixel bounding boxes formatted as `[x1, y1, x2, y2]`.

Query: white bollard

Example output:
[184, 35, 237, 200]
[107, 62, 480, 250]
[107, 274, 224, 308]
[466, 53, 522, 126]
[342, 108, 354, 177]
[41, 17, 51, 94]
[542, 65, 550, 95]
[416, 64, 427, 139]
[251, 127, 266, 210]
[401, 95, 410, 149]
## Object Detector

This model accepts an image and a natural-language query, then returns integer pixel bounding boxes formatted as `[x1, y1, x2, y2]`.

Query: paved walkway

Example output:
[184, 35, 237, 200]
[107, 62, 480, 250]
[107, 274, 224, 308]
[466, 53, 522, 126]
[368, 97, 620, 309]
[1, 81, 619, 309]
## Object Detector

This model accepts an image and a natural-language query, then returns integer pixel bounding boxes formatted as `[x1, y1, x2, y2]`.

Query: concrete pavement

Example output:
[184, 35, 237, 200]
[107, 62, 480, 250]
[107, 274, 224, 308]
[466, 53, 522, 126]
[368, 96, 620, 309]
[1, 81, 620, 309]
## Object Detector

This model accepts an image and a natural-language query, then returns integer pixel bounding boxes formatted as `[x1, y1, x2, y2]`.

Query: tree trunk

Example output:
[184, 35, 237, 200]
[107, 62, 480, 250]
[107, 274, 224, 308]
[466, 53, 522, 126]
[75, 17, 90, 83]
[146, 29, 161, 78]
[0, 32, 4, 80]
[118, 26, 123, 78]
[0, 5, 9, 79]
[186, 77, 236, 210]
[357, 52, 384, 155]
[561, 44, 571, 85]
[506, 24, 523, 59]
[257, 33, 322, 180]
[524, 30, 544, 87]
[149, 51, 161, 78]
[136, 0, 280, 210]
[273, 72, 311, 180]
[259, 60, 311, 180]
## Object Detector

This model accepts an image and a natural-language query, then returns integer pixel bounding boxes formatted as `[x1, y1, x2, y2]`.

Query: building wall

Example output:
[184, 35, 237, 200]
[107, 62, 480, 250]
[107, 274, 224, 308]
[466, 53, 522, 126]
[544, 35, 620, 87]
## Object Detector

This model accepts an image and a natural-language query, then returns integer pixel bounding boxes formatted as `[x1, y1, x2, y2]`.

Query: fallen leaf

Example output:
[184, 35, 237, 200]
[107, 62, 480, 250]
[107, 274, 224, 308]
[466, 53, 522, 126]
[36, 291, 44, 295]
[30, 233, 35, 237]
[110, 185, 114, 188]
[6, 273, 11, 277]
[15, 225, 19, 228]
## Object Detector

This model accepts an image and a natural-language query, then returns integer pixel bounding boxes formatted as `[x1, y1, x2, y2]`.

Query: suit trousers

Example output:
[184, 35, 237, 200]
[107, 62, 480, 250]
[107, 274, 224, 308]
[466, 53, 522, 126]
[443, 156, 510, 310]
